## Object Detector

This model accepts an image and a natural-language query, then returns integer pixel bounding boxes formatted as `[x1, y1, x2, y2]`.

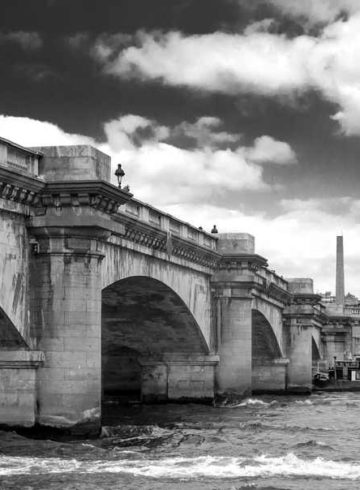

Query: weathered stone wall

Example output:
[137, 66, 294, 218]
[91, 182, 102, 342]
[30, 243, 102, 429]
[215, 296, 253, 395]
[0, 368, 36, 426]
[0, 199, 31, 346]
[286, 325, 312, 391]
[252, 362, 287, 392]
[0, 351, 44, 427]
[140, 357, 217, 402]
[167, 362, 215, 401]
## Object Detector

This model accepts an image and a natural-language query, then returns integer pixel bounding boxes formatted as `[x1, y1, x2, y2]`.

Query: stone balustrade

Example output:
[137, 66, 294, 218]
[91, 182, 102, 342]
[120, 198, 218, 251]
[0, 137, 41, 176]
[257, 266, 288, 291]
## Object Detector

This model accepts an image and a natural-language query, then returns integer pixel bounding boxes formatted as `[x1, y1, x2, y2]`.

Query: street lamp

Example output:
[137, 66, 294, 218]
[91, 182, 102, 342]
[115, 164, 125, 188]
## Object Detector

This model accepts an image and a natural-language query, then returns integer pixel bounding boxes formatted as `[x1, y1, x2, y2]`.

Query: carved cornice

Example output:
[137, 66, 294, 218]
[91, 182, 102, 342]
[265, 282, 291, 304]
[217, 254, 268, 271]
[290, 293, 322, 306]
[117, 215, 220, 269]
[0, 167, 133, 216]
[37, 181, 132, 214]
[0, 166, 44, 205]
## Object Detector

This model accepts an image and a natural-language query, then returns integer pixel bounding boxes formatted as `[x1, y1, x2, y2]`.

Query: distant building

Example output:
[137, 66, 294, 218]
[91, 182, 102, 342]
[318, 236, 360, 363]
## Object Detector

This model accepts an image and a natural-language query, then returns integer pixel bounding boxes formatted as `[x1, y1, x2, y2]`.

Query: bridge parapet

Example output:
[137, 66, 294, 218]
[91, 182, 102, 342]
[113, 198, 219, 270]
[121, 198, 217, 249]
[0, 137, 41, 176]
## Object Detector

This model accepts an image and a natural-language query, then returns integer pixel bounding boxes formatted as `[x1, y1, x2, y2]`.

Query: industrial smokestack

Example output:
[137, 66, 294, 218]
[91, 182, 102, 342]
[335, 235, 345, 305]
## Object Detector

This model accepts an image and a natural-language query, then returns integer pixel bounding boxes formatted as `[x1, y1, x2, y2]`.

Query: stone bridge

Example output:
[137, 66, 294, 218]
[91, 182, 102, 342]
[0, 137, 324, 432]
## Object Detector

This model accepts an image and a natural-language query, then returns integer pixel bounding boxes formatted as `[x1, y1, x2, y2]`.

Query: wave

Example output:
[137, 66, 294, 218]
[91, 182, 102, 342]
[226, 398, 277, 408]
[1, 453, 360, 479]
[294, 399, 313, 406]
[237, 420, 335, 433]
[294, 439, 334, 450]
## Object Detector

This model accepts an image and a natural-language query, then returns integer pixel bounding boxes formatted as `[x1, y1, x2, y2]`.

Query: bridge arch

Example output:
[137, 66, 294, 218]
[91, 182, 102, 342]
[101, 246, 213, 350]
[251, 308, 287, 392]
[101, 275, 210, 401]
[252, 309, 282, 362]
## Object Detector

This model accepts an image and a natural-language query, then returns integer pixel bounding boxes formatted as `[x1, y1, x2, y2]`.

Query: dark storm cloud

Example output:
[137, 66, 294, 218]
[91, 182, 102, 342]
[0, 0, 243, 35]
[1, 0, 360, 211]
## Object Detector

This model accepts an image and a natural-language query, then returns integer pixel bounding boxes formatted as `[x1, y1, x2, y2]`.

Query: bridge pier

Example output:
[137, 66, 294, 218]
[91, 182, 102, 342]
[140, 355, 218, 403]
[26, 145, 132, 432]
[212, 234, 261, 396]
[284, 279, 324, 392]
[29, 230, 104, 432]
[213, 294, 253, 396]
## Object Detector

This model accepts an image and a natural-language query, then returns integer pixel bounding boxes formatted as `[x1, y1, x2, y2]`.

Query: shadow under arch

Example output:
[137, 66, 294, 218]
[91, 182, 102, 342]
[312, 336, 321, 362]
[101, 276, 209, 401]
[252, 309, 282, 363]
[251, 309, 286, 392]
[0, 306, 28, 349]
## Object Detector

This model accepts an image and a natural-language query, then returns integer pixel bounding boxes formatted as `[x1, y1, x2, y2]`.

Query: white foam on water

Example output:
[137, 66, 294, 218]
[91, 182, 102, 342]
[1, 453, 360, 480]
[294, 399, 313, 406]
[232, 398, 271, 408]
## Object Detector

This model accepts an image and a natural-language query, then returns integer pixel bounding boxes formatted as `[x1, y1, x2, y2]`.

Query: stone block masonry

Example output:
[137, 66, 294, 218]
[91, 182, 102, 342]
[0, 351, 44, 427]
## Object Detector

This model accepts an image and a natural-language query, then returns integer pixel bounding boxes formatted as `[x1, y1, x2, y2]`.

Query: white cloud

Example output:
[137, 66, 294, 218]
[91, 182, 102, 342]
[0, 31, 43, 50]
[101, 115, 278, 204]
[172, 116, 241, 147]
[94, 12, 360, 135]
[245, 135, 297, 165]
[0, 116, 94, 147]
[1, 114, 288, 204]
[96, 30, 311, 96]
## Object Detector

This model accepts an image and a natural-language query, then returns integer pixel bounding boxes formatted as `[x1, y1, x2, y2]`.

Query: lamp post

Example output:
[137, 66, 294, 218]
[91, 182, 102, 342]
[115, 164, 125, 188]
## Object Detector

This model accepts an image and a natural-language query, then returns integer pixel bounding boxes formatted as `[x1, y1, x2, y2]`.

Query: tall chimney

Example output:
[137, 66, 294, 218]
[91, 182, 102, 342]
[335, 235, 345, 305]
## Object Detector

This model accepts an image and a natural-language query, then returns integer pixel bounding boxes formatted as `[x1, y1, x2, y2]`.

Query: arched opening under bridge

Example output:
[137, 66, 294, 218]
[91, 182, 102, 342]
[251, 309, 285, 392]
[101, 276, 209, 405]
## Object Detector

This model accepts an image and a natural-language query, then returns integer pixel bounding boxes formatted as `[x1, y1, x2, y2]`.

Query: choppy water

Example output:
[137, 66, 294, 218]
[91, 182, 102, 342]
[1, 392, 360, 489]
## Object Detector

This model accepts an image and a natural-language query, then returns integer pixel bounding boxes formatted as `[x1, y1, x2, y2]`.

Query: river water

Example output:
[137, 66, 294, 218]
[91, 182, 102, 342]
[1, 392, 360, 489]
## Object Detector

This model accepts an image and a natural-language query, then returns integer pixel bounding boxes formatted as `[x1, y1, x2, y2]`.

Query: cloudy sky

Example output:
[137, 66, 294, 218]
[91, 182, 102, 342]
[1, 0, 360, 295]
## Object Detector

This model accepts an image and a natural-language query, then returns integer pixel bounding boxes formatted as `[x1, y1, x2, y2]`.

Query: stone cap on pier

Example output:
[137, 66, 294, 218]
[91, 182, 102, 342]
[287, 278, 314, 294]
[31, 145, 111, 182]
[216, 233, 255, 255]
